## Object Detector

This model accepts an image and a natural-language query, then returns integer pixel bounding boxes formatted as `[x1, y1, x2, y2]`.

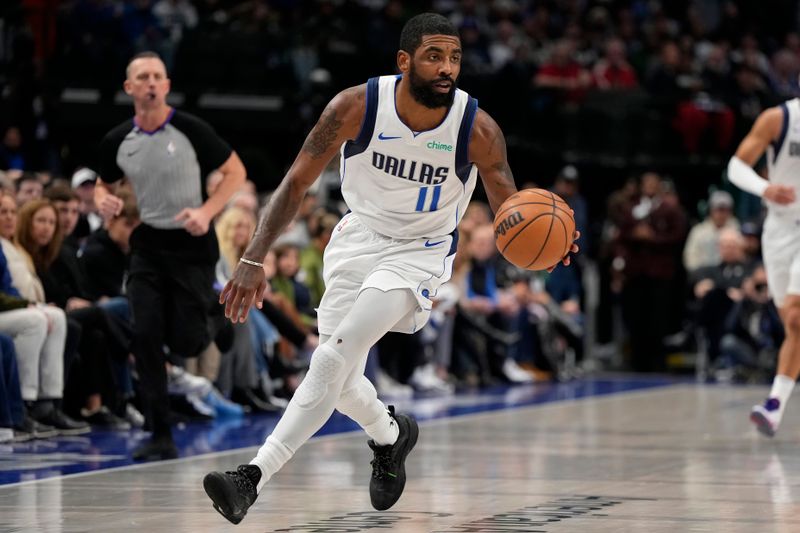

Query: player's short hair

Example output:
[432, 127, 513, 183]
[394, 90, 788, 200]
[126, 51, 164, 78]
[399, 13, 458, 55]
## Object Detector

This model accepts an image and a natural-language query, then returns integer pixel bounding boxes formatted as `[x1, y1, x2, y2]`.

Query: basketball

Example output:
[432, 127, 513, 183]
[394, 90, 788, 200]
[493, 188, 576, 270]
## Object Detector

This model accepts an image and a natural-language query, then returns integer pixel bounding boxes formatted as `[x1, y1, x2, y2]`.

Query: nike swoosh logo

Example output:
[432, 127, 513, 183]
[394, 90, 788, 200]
[378, 133, 402, 140]
[126, 150, 139, 157]
[424, 239, 446, 247]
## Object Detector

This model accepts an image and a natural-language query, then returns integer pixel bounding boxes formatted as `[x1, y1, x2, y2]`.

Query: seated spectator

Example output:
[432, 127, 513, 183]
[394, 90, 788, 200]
[593, 38, 638, 89]
[80, 189, 139, 305]
[272, 243, 315, 328]
[552, 165, 588, 253]
[741, 221, 763, 265]
[534, 39, 592, 106]
[683, 190, 740, 272]
[0, 333, 24, 442]
[716, 264, 783, 382]
[0, 236, 83, 435]
[15, 173, 43, 206]
[457, 223, 531, 385]
[70, 168, 103, 241]
[0, 127, 24, 172]
[300, 212, 338, 310]
[647, 42, 734, 153]
[16, 199, 130, 429]
[691, 228, 753, 362]
[215, 208, 291, 411]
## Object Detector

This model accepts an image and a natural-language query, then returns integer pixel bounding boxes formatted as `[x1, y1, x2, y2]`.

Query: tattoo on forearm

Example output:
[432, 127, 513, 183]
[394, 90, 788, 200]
[247, 182, 302, 259]
[491, 160, 514, 183]
[488, 131, 503, 156]
[302, 106, 343, 159]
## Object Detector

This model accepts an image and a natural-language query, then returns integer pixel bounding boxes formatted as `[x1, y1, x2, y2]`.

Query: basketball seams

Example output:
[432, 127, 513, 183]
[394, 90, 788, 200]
[493, 188, 575, 270]
[493, 201, 572, 221]
[523, 191, 557, 269]
[553, 213, 569, 257]
[500, 212, 552, 254]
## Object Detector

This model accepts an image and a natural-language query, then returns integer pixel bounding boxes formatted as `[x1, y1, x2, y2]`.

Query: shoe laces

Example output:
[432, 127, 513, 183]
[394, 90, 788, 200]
[370, 445, 393, 479]
[370, 405, 398, 479]
[226, 465, 259, 497]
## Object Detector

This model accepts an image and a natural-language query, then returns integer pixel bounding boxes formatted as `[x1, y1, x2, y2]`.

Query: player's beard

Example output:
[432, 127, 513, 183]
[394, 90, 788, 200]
[409, 62, 456, 109]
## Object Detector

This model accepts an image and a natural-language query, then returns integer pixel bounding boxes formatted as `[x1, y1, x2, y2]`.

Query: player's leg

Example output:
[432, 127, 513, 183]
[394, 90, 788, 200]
[335, 358, 418, 510]
[751, 293, 800, 437]
[203, 288, 417, 524]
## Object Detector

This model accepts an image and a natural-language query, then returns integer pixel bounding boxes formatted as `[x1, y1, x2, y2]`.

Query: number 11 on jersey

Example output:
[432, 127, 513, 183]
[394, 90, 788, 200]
[415, 185, 442, 212]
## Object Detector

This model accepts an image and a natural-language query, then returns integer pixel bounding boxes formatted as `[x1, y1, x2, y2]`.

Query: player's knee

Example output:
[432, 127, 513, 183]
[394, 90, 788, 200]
[294, 345, 346, 409]
[336, 386, 361, 414]
[785, 305, 800, 335]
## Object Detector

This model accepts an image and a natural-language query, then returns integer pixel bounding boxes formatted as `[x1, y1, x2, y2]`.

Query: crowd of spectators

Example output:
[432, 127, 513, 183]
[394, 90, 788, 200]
[1, 0, 799, 444]
[3, 1, 800, 176]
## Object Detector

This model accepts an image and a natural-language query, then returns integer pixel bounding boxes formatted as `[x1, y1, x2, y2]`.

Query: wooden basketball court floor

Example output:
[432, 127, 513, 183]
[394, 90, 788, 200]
[2, 381, 800, 532]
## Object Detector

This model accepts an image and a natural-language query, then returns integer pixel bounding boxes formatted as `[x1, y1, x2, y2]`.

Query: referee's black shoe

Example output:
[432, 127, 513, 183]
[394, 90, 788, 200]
[203, 464, 261, 525]
[368, 406, 419, 511]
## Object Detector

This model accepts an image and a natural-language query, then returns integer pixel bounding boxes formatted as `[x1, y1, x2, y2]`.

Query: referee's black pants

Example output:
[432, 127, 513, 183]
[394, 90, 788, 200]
[128, 248, 214, 438]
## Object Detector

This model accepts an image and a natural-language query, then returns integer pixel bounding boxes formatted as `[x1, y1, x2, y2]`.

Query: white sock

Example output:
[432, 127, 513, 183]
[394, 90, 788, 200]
[250, 435, 294, 493]
[769, 374, 795, 418]
[362, 408, 399, 446]
[337, 376, 398, 446]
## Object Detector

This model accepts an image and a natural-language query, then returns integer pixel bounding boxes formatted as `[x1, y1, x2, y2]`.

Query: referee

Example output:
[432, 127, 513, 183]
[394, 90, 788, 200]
[95, 52, 246, 460]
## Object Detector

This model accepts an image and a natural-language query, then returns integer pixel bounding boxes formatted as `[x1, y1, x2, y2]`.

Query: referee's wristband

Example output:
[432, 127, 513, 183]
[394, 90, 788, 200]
[239, 257, 263, 268]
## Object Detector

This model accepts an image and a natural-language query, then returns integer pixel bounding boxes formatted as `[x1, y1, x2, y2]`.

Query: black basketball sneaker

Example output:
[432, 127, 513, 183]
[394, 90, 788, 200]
[368, 405, 419, 511]
[203, 464, 261, 524]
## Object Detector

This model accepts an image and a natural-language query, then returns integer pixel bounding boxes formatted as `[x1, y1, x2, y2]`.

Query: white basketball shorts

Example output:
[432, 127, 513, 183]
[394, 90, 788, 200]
[316, 213, 457, 336]
[762, 212, 800, 307]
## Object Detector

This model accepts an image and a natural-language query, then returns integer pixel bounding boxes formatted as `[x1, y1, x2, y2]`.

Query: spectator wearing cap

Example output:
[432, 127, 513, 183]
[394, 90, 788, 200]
[71, 168, 102, 241]
[740, 221, 762, 266]
[551, 165, 588, 253]
[683, 190, 740, 272]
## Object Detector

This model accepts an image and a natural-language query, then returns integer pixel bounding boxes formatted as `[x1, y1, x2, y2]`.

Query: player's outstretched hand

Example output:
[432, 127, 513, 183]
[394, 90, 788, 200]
[547, 230, 580, 273]
[764, 184, 796, 205]
[219, 262, 267, 323]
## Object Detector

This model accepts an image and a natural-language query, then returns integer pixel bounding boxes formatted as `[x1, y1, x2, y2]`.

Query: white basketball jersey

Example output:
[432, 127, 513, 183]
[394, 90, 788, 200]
[767, 98, 800, 216]
[339, 75, 479, 240]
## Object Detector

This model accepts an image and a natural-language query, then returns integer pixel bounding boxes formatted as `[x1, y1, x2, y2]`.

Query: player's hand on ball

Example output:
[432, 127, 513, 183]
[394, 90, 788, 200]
[547, 229, 580, 273]
[220, 261, 267, 323]
[764, 184, 796, 205]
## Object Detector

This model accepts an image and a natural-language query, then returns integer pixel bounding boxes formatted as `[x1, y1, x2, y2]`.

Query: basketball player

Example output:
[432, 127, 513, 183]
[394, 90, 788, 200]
[728, 102, 798, 437]
[203, 13, 579, 524]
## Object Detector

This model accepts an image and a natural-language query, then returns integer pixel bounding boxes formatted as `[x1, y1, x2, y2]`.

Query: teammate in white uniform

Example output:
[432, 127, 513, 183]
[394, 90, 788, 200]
[728, 100, 799, 437]
[203, 13, 578, 524]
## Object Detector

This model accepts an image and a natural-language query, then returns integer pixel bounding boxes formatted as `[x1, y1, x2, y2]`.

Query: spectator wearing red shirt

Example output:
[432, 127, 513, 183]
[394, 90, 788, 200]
[534, 40, 592, 105]
[593, 38, 638, 90]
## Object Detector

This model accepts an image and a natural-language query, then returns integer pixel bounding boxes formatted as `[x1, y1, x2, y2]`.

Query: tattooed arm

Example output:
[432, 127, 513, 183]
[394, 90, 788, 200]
[221, 85, 366, 321]
[469, 108, 579, 270]
[469, 109, 518, 213]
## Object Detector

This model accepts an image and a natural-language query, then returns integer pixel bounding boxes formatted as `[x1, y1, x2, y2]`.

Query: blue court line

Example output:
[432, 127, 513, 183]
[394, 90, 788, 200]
[0, 377, 678, 486]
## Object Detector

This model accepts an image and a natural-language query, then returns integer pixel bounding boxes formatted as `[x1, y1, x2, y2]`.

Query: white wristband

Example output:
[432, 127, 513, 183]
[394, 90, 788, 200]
[727, 156, 768, 197]
[239, 257, 263, 268]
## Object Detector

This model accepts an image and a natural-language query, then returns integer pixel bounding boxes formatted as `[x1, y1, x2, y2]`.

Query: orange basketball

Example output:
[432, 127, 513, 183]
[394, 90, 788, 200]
[493, 188, 576, 270]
